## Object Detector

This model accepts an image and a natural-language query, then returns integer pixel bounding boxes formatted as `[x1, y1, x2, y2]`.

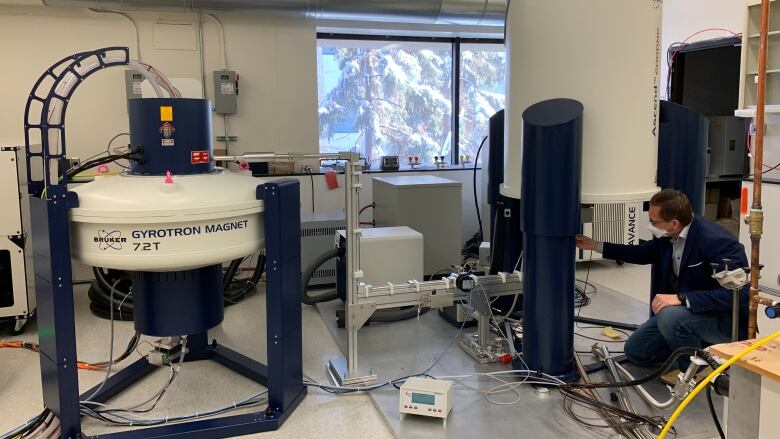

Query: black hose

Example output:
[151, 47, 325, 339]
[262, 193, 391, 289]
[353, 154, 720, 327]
[706, 383, 726, 439]
[223, 258, 243, 291]
[87, 255, 266, 320]
[472, 136, 487, 241]
[302, 247, 343, 305]
[369, 306, 429, 322]
[571, 346, 700, 389]
[224, 255, 266, 306]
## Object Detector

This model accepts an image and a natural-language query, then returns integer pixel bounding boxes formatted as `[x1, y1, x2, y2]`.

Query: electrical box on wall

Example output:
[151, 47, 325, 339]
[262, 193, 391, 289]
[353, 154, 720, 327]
[125, 71, 143, 109]
[213, 70, 238, 114]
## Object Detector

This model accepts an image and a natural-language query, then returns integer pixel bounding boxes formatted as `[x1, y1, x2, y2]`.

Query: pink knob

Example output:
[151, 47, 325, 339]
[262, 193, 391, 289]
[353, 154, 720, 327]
[97, 164, 110, 174]
[164, 171, 174, 184]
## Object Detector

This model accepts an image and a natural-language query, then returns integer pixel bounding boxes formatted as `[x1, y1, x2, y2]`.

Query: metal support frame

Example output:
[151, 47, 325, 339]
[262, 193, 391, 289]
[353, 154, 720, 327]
[336, 272, 524, 373]
[29, 180, 306, 438]
[214, 151, 374, 386]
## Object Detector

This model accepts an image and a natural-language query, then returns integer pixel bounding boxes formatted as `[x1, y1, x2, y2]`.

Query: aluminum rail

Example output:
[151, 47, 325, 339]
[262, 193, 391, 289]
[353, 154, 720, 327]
[213, 152, 349, 162]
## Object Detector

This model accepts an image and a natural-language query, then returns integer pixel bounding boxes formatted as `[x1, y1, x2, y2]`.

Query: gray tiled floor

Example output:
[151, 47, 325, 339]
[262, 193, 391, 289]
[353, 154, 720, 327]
[1, 259, 721, 438]
[0, 284, 392, 438]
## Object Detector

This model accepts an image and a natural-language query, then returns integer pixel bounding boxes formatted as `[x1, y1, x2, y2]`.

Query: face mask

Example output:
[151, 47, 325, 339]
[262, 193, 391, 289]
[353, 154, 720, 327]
[648, 223, 669, 239]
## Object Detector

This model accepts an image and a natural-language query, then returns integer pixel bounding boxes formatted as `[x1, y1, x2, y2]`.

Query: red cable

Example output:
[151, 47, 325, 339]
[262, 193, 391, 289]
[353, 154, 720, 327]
[746, 123, 780, 173]
[358, 203, 375, 215]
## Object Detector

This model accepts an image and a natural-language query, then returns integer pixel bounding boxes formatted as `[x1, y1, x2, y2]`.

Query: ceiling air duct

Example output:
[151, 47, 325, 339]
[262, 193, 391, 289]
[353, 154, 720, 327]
[41, 0, 508, 26]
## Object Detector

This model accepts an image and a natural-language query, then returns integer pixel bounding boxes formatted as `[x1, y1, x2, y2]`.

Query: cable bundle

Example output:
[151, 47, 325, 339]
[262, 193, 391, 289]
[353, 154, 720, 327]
[0, 408, 59, 439]
[87, 256, 266, 320]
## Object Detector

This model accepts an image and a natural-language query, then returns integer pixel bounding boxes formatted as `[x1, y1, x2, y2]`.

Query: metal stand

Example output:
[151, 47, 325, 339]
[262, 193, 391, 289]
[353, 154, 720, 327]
[212, 151, 376, 387]
[327, 156, 379, 386]
[458, 288, 515, 364]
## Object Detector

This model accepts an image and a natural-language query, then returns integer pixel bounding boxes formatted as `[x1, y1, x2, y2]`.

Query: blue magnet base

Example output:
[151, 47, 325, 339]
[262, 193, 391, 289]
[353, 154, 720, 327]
[132, 264, 224, 337]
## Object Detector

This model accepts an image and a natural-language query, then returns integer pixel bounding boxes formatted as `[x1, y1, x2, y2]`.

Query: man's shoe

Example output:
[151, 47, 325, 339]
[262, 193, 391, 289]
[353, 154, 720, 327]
[660, 366, 714, 386]
[695, 366, 714, 382]
[660, 369, 680, 386]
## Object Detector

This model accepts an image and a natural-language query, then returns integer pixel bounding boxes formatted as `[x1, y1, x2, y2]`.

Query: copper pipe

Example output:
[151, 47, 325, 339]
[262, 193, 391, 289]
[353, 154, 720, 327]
[755, 296, 776, 308]
[748, 0, 770, 339]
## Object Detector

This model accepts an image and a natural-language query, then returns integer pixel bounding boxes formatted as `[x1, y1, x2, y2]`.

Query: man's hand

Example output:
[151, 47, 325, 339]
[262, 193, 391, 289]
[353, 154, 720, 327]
[576, 234, 597, 251]
[652, 293, 682, 314]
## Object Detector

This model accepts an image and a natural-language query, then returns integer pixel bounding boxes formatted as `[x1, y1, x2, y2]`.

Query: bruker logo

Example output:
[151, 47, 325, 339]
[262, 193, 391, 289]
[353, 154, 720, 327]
[94, 230, 127, 250]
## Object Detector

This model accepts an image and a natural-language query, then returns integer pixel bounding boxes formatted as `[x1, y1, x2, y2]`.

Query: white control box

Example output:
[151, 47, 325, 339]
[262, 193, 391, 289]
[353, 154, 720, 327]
[399, 377, 453, 425]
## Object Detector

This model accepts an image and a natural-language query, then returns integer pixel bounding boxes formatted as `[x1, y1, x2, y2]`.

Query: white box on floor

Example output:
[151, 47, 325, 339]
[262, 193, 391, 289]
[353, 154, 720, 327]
[399, 377, 454, 425]
[372, 176, 461, 275]
[338, 226, 423, 285]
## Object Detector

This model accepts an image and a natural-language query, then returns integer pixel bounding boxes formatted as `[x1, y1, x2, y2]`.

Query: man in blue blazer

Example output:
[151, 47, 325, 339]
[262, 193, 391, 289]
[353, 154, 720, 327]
[576, 189, 749, 370]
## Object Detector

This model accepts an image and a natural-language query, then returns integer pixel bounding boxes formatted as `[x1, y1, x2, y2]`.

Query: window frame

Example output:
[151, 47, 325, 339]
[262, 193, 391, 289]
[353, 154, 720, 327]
[317, 33, 504, 164]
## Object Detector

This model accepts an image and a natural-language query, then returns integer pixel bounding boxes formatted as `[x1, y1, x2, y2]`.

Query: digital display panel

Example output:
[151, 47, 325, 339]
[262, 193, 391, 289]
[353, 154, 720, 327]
[411, 393, 435, 405]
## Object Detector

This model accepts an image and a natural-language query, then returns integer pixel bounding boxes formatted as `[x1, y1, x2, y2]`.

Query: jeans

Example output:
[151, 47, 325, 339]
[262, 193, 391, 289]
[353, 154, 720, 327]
[624, 305, 730, 371]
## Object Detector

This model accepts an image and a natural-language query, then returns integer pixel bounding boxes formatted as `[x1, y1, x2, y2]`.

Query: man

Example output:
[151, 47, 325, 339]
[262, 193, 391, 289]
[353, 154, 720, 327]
[576, 189, 749, 370]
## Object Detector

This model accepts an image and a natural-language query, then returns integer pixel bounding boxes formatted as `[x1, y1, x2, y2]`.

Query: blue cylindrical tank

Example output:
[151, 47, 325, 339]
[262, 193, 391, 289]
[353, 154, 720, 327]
[132, 265, 224, 336]
[487, 110, 505, 211]
[658, 101, 709, 215]
[128, 98, 215, 176]
[487, 110, 523, 275]
[520, 98, 583, 378]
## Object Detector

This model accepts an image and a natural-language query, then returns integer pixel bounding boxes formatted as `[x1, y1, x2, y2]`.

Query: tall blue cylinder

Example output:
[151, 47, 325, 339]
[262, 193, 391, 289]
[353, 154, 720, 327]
[487, 109, 505, 210]
[658, 101, 709, 215]
[487, 109, 523, 274]
[520, 98, 583, 378]
[132, 265, 224, 336]
[128, 98, 215, 176]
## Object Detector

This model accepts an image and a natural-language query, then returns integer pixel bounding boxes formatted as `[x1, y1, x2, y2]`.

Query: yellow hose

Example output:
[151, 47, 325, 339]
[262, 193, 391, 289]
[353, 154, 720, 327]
[657, 330, 780, 438]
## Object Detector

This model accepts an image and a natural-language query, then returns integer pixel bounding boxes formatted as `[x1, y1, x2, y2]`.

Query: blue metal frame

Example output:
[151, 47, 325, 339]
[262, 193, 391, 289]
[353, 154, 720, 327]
[30, 180, 306, 439]
[25, 47, 305, 438]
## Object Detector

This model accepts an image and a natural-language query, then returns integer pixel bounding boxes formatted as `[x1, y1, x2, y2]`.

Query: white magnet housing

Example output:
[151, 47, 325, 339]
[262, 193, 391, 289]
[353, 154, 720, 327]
[69, 170, 264, 272]
[503, 0, 662, 203]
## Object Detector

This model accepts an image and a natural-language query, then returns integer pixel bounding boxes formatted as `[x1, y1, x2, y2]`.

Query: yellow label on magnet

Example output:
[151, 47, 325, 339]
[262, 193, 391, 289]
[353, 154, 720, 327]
[160, 106, 173, 122]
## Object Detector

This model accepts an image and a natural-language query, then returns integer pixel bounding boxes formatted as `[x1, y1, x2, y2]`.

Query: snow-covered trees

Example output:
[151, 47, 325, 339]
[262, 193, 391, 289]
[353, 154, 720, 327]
[318, 41, 505, 167]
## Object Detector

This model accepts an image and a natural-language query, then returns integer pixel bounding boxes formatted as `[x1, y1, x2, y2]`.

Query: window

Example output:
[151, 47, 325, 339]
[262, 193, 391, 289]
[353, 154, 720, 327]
[459, 43, 506, 161]
[317, 36, 505, 168]
[318, 39, 453, 168]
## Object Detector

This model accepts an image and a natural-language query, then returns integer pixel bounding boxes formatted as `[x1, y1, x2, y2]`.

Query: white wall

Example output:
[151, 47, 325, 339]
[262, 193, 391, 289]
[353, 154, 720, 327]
[0, 5, 319, 158]
[660, 0, 747, 100]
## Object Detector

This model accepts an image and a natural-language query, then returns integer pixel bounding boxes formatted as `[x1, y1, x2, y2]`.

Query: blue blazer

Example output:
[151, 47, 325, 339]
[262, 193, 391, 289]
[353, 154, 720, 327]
[602, 216, 749, 339]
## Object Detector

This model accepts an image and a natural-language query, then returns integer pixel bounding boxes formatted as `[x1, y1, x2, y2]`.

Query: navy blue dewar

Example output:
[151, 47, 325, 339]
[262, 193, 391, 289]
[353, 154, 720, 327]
[128, 98, 215, 176]
[658, 101, 709, 216]
[487, 109, 523, 274]
[132, 264, 224, 336]
[520, 98, 583, 378]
